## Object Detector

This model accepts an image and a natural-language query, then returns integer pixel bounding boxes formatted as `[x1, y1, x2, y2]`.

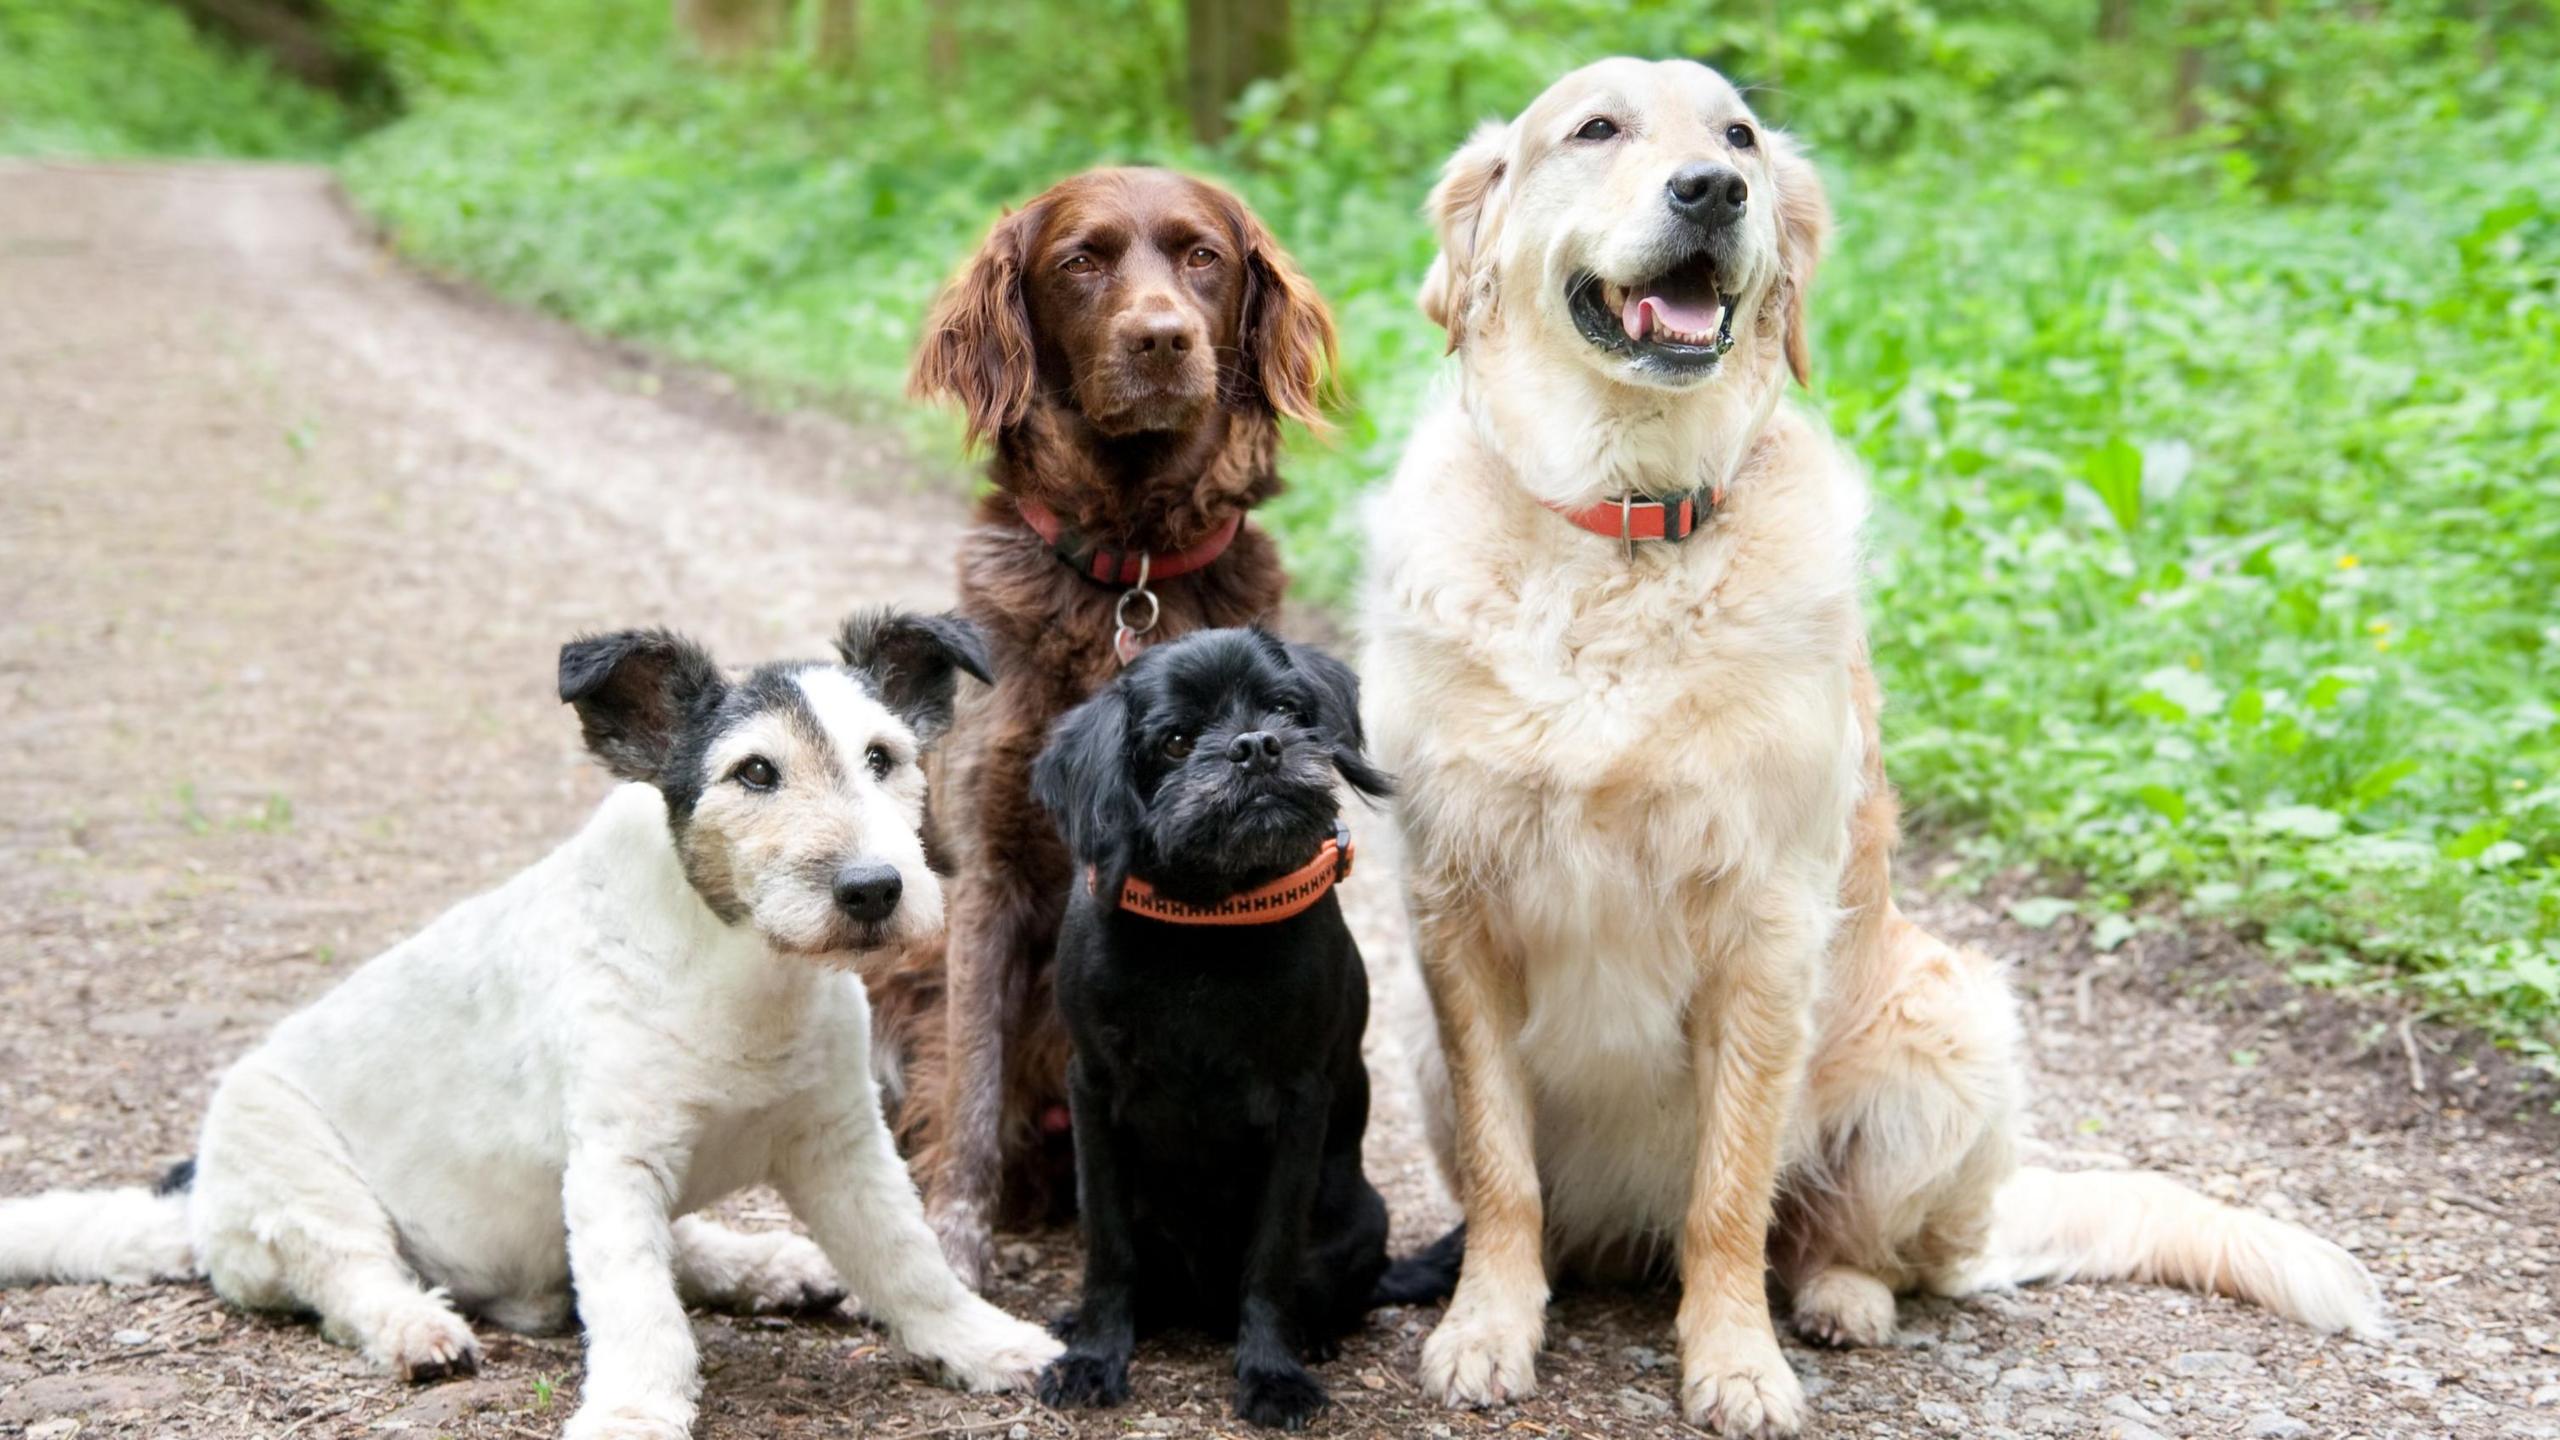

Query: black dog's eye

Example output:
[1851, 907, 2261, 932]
[1186, 247, 1219, 269]
[1726, 122, 1757, 150]
[1162, 732, 1195, 761]
[732, 756, 778, 792]
[866, 743, 894, 781]
[1061, 253, 1097, 275]
[1574, 116, 1620, 142]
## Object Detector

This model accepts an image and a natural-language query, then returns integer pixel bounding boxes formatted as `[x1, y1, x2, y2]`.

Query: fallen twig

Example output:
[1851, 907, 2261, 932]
[2398, 1016, 2427, 1093]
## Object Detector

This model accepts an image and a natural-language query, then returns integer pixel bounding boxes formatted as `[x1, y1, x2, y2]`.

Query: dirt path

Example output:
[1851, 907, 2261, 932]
[1, 162, 2552, 1440]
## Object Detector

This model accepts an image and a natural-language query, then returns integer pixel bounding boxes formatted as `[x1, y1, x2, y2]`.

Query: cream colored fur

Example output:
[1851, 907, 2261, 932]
[1363, 58, 2384, 1439]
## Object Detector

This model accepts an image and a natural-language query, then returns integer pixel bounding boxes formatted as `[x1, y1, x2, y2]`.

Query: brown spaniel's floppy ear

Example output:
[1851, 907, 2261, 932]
[1765, 131, 1831, 387]
[908, 201, 1047, 447]
[1418, 120, 1511, 352]
[1218, 188, 1339, 432]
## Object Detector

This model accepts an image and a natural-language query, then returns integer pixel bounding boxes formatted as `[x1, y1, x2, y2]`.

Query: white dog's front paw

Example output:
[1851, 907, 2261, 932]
[1419, 1298, 1542, 1408]
[356, 1300, 480, 1383]
[563, 1397, 691, 1440]
[918, 1305, 1065, 1393]
[1679, 1325, 1805, 1439]
[723, 1232, 848, 1315]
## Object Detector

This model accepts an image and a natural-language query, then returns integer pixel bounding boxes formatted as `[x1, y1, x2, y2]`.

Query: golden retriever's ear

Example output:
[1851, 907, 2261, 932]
[908, 201, 1047, 447]
[1418, 120, 1510, 351]
[1766, 131, 1831, 387]
[1222, 190, 1340, 432]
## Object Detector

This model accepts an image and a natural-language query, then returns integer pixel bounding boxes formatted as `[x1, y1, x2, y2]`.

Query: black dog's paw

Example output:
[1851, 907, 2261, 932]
[1038, 1351, 1130, 1410]
[1303, 1333, 1343, 1364]
[1049, 1307, 1080, 1342]
[1236, 1363, 1330, 1431]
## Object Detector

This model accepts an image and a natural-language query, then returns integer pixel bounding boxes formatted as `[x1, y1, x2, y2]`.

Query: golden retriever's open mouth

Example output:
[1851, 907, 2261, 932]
[1567, 251, 1735, 377]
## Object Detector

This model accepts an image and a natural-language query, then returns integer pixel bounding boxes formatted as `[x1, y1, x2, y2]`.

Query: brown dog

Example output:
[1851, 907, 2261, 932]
[870, 167, 1335, 1286]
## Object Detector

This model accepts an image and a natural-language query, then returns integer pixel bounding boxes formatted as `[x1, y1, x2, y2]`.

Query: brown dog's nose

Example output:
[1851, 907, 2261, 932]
[1667, 163, 1748, 230]
[1123, 308, 1195, 357]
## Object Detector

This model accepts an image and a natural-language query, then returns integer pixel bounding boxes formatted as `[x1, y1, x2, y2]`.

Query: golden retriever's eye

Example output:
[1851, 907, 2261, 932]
[1186, 247, 1219, 269]
[1726, 122, 1757, 150]
[732, 756, 778, 792]
[1061, 254, 1097, 275]
[1573, 116, 1620, 142]
[866, 743, 894, 781]
[1163, 732, 1195, 761]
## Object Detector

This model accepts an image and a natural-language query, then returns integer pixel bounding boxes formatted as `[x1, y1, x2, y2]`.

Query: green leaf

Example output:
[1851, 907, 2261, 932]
[2442, 819, 2507, 862]
[2349, 758, 2420, 809]
[2006, 896, 2078, 929]
[2228, 687, 2265, 730]
[2136, 784, 2188, 825]
[2081, 436, 2144, 534]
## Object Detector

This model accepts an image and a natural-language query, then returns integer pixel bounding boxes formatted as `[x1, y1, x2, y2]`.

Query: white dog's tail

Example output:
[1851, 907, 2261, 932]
[1954, 1166, 2387, 1339]
[0, 1166, 197, 1287]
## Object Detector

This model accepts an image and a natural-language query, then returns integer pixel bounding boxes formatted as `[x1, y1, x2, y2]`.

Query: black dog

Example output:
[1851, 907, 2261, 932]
[1028, 628, 1393, 1430]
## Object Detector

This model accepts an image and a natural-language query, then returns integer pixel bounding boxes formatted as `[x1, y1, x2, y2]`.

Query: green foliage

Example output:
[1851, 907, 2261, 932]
[0, 0, 350, 157]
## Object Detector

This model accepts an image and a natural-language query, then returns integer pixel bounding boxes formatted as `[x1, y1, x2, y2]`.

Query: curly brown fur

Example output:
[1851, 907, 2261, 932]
[870, 166, 1333, 1285]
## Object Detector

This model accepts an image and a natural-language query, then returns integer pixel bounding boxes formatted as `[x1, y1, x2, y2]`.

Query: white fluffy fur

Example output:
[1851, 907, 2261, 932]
[1364, 58, 2383, 1438]
[0, 669, 1057, 1440]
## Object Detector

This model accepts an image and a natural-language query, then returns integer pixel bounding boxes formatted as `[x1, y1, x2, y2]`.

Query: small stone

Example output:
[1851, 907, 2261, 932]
[2171, 1349, 2253, 1376]
[2534, 1383, 2560, 1406]
[1007, 1427, 1029, 1440]
[1615, 1385, 1673, 1419]
[1917, 1399, 1968, 1429]
[2246, 1413, 2309, 1438]
[2018, 1404, 2078, 1434]
[1621, 1343, 1670, 1372]
[110, 1329, 151, 1346]
[1998, 1365, 2060, 1392]
[2381, 1366, 2439, 1394]
[28, 1422, 77, 1440]
[2105, 1422, 2172, 1440]
[1957, 1357, 2001, 1387]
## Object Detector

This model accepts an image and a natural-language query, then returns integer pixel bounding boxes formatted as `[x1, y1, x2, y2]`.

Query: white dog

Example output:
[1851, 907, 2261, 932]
[0, 610, 1062, 1439]
[1361, 58, 2383, 1438]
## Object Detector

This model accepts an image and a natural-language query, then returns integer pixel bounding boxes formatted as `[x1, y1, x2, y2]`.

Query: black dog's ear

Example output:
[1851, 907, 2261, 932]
[1032, 684, 1145, 887]
[1285, 640, 1394, 800]
[559, 629, 725, 785]
[835, 608, 994, 746]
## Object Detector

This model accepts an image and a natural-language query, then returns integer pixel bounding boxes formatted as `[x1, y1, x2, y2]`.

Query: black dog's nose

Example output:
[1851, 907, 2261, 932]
[1226, 730, 1283, 773]
[832, 863, 903, 923]
[1666, 163, 1748, 229]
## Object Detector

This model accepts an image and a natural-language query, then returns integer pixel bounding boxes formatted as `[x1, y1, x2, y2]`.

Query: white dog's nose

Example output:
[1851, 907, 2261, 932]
[1667, 163, 1748, 230]
[833, 863, 903, 923]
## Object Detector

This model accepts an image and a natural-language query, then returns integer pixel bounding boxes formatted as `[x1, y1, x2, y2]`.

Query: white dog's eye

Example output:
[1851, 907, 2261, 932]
[732, 756, 779, 792]
[866, 743, 894, 780]
[1726, 122, 1757, 150]
[1573, 116, 1619, 142]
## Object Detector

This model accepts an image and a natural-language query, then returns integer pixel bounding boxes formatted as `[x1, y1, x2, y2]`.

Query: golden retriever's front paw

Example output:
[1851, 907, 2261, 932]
[1419, 1300, 1541, 1408]
[1678, 1327, 1805, 1439]
[924, 1307, 1065, 1393]
[1790, 1266, 1896, 1349]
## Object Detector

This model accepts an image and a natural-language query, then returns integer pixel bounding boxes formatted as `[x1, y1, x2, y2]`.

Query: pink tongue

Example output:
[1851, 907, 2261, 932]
[1622, 292, 1722, 342]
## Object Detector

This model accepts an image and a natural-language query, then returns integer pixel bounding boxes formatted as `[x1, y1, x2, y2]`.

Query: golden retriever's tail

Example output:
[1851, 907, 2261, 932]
[0, 1161, 198, 1287]
[1955, 1166, 2387, 1338]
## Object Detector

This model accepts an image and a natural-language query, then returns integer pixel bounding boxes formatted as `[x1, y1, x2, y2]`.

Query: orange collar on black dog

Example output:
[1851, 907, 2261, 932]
[1093, 826, 1354, 927]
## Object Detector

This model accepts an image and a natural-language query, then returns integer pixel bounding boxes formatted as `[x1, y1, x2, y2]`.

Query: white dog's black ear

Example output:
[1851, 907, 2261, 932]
[1765, 130, 1831, 387]
[835, 608, 994, 746]
[1282, 639, 1394, 801]
[1031, 684, 1143, 890]
[1418, 119, 1511, 351]
[559, 629, 725, 785]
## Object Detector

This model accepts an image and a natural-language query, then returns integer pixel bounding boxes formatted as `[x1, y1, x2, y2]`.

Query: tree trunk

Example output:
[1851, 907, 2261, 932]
[2097, 0, 2134, 42]
[814, 0, 859, 65]
[1184, 0, 1291, 145]
[928, 5, 960, 80]
[674, 0, 785, 61]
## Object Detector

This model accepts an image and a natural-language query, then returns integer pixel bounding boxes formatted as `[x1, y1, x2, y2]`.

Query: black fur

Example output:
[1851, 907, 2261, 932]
[1372, 1223, 1464, 1306]
[557, 628, 726, 787]
[1029, 629, 1394, 1431]
[153, 1158, 196, 1197]
[835, 607, 995, 745]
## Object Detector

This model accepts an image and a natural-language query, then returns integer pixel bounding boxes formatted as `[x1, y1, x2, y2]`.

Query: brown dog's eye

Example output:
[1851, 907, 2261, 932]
[1186, 247, 1219, 269]
[1726, 123, 1757, 150]
[1162, 733, 1194, 761]
[1061, 254, 1097, 275]
[1574, 116, 1619, 142]
[732, 756, 778, 792]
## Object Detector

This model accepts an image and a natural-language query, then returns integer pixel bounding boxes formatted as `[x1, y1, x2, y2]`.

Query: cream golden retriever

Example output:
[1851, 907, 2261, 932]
[1359, 58, 2385, 1437]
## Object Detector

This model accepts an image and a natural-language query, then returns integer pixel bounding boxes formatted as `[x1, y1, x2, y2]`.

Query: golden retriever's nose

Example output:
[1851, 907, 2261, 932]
[1667, 163, 1748, 231]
